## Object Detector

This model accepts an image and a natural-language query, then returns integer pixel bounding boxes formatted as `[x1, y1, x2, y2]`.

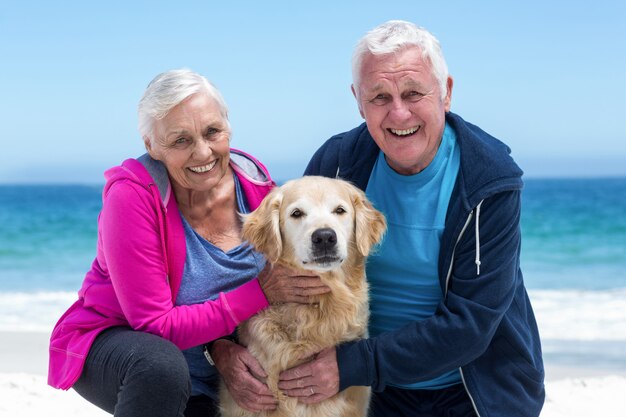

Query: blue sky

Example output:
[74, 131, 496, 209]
[1, 1, 625, 183]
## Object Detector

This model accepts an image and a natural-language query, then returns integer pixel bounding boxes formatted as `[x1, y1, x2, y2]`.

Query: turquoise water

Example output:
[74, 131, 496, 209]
[0, 185, 100, 291]
[2, 179, 624, 292]
[1, 178, 625, 371]
[521, 178, 626, 290]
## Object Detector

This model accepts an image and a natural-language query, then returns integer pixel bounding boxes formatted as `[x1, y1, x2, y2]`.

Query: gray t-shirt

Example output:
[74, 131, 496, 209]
[175, 175, 265, 398]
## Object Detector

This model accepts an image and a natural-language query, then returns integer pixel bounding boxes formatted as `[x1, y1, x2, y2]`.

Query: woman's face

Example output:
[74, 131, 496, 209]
[146, 93, 231, 194]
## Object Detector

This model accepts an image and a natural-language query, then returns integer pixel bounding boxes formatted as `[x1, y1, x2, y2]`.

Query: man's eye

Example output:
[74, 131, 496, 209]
[405, 91, 424, 101]
[334, 206, 347, 215]
[371, 94, 388, 103]
[174, 137, 189, 145]
[290, 208, 304, 218]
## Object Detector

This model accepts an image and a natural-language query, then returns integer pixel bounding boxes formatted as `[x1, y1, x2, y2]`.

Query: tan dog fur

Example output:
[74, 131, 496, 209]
[219, 176, 386, 417]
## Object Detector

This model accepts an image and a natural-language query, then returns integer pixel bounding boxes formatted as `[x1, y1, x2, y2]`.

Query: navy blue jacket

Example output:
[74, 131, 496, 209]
[304, 112, 545, 417]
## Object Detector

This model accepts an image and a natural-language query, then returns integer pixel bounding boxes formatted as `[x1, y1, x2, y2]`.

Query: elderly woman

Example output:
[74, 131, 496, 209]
[48, 69, 327, 417]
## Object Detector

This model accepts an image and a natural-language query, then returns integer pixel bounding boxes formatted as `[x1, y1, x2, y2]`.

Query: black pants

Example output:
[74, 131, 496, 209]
[369, 383, 478, 417]
[73, 327, 219, 417]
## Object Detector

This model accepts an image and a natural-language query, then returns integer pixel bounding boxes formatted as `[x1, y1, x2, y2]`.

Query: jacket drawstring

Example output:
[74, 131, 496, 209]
[474, 200, 484, 276]
[151, 182, 170, 284]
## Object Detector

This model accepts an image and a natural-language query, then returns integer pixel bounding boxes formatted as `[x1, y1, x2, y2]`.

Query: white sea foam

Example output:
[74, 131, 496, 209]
[0, 291, 77, 333]
[529, 288, 626, 341]
[2, 288, 625, 343]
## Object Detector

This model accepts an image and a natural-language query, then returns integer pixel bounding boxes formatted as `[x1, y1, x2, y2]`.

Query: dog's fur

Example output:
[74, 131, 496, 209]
[219, 176, 386, 417]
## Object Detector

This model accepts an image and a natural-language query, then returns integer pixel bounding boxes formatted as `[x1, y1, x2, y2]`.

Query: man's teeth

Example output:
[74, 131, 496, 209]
[188, 161, 217, 173]
[390, 127, 419, 136]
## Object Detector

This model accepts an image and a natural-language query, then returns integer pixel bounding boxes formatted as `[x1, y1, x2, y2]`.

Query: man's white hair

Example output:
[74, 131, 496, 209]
[137, 69, 229, 142]
[352, 20, 449, 99]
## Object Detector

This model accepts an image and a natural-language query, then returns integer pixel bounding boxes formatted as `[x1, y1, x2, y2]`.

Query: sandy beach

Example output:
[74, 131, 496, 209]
[1, 331, 625, 416]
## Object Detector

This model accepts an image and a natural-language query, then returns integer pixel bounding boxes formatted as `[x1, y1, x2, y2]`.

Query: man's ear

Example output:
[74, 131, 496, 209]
[444, 76, 453, 112]
[351, 84, 365, 119]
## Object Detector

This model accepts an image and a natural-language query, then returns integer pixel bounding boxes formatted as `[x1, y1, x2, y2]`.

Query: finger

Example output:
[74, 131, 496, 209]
[277, 375, 315, 390]
[279, 387, 311, 398]
[280, 386, 326, 400]
[285, 294, 319, 304]
[241, 374, 274, 396]
[279, 364, 309, 382]
[241, 353, 268, 379]
[277, 265, 319, 278]
[298, 285, 332, 296]
[294, 271, 322, 277]
[231, 384, 277, 411]
[245, 391, 278, 406]
[291, 276, 327, 287]
[238, 394, 278, 412]
[240, 389, 277, 404]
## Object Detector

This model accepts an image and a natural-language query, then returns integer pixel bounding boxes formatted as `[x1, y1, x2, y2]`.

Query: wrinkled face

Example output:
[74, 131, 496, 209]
[280, 180, 355, 272]
[353, 47, 453, 175]
[145, 93, 231, 193]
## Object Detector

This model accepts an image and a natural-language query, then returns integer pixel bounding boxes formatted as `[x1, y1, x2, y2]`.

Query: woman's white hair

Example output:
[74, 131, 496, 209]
[137, 68, 229, 141]
[352, 20, 449, 99]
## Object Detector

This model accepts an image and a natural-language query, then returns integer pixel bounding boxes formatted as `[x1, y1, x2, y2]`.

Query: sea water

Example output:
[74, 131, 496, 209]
[1, 179, 625, 372]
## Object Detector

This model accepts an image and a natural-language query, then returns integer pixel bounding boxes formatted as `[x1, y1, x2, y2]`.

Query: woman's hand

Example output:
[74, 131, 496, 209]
[258, 264, 330, 304]
[211, 339, 278, 412]
[277, 347, 340, 404]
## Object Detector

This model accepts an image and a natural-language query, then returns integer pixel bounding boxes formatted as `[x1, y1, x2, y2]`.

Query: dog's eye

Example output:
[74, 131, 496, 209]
[334, 206, 347, 215]
[290, 208, 304, 218]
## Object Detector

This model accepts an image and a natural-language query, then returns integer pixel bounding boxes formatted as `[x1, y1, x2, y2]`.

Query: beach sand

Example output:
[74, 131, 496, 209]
[2, 331, 625, 417]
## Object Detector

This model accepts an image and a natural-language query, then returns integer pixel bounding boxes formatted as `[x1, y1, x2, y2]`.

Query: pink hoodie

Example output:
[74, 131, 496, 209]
[48, 150, 274, 390]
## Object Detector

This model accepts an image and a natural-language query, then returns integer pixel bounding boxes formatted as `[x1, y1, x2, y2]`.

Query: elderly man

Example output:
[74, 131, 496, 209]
[277, 20, 545, 417]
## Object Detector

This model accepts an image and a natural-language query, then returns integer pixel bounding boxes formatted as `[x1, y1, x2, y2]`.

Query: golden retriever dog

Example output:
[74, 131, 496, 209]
[219, 176, 386, 417]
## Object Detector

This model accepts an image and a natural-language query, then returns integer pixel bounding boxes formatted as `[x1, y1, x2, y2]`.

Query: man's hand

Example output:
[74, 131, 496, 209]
[211, 339, 278, 412]
[277, 347, 339, 404]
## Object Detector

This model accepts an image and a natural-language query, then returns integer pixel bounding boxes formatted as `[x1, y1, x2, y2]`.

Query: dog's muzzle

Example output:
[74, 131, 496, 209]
[310, 228, 340, 264]
[312, 227, 337, 250]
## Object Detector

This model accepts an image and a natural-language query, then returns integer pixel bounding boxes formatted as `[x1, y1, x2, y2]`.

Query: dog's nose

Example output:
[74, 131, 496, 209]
[311, 228, 337, 249]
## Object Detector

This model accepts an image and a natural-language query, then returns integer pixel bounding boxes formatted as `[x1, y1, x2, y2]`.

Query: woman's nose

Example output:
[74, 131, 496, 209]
[193, 138, 213, 159]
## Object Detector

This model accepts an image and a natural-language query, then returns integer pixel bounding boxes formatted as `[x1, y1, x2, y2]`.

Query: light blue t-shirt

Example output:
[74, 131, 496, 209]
[365, 123, 461, 390]
[175, 175, 266, 399]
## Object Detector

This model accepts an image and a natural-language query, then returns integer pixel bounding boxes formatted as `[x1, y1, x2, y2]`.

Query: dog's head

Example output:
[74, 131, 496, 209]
[243, 176, 386, 272]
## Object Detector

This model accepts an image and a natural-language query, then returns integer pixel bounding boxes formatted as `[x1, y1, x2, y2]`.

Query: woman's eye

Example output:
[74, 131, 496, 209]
[334, 206, 346, 215]
[290, 208, 304, 218]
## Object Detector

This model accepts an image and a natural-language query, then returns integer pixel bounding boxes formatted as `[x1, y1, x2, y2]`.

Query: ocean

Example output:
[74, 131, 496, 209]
[1, 178, 625, 373]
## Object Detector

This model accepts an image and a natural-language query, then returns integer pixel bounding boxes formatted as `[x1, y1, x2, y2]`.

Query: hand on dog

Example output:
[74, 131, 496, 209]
[212, 339, 278, 412]
[277, 346, 340, 404]
[258, 263, 330, 304]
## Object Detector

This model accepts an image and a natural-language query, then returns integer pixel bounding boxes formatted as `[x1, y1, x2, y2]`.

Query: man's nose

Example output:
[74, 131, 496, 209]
[388, 99, 412, 121]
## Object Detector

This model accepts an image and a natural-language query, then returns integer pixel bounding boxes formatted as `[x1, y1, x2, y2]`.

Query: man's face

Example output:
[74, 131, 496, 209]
[353, 47, 453, 175]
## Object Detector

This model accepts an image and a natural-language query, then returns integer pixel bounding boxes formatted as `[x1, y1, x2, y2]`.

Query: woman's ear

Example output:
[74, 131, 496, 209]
[143, 135, 159, 160]
[242, 188, 283, 264]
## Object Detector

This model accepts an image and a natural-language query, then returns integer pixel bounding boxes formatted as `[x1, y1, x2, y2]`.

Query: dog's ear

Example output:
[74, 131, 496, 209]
[353, 188, 386, 257]
[242, 187, 283, 264]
